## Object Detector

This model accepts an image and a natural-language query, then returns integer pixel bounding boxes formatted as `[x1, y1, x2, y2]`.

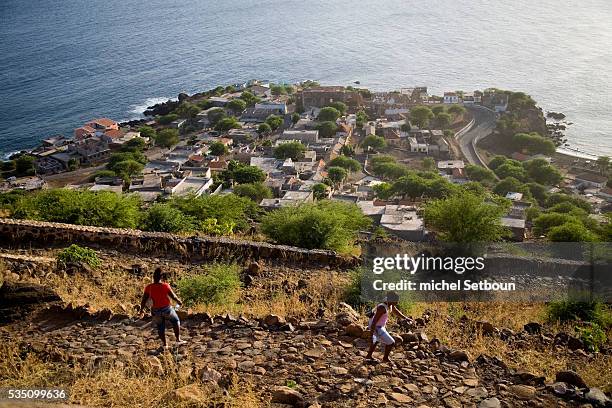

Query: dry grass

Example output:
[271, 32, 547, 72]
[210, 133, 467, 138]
[0, 341, 263, 408]
[405, 302, 611, 392]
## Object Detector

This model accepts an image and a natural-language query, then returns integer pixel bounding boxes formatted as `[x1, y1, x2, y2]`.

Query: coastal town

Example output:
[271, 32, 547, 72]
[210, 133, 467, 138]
[1, 81, 611, 244]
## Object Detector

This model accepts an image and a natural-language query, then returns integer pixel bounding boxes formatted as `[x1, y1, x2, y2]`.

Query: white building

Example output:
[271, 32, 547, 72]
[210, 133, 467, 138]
[443, 93, 459, 104]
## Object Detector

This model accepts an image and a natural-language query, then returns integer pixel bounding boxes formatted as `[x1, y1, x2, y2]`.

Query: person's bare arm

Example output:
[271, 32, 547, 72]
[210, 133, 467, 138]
[169, 289, 182, 306]
[392, 306, 409, 320]
[140, 292, 149, 311]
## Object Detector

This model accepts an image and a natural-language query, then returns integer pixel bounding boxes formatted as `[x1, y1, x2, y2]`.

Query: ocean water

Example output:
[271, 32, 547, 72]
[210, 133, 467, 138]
[1, 0, 611, 158]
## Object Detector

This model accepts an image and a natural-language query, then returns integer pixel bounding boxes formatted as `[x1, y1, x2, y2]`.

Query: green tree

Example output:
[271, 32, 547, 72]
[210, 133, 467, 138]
[447, 105, 466, 116]
[318, 107, 341, 122]
[155, 129, 179, 148]
[291, 112, 301, 125]
[327, 166, 348, 185]
[596, 156, 610, 175]
[410, 106, 434, 129]
[233, 182, 272, 202]
[208, 141, 229, 156]
[495, 163, 527, 181]
[493, 177, 527, 196]
[356, 110, 368, 129]
[548, 223, 595, 242]
[175, 102, 200, 119]
[207, 108, 226, 127]
[265, 115, 284, 131]
[431, 105, 445, 115]
[488, 155, 509, 171]
[141, 203, 196, 233]
[138, 126, 157, 140]
[316, 121, 338, 138]
[261, 201, 371, 252]
[513, 132, 556, 155]
[112, 160, 144, 180]
[422, 157, 436, 171]
[239, 91, 261, 107]
[361, 134, 387, 151]
[373, 182, 393, 199]
[257, 123, 272, 135]
[523, 158, 562, 185]
[435, 112, 452, 129]
[274, 141, 306, 160]
[227, 99, 247, 114]
[232, 165, 266, 184]
[15, 155, 36, 176]
[215, 117, 241, 132]
[312, 183, 329, 200]
[465, 164, 496, 183]
[532, 213, 582, 236]
[328, 156, 361, 172]
[340, 145, 355, 157]
[121, 137, 146, 152]
[157, 113, 179, 125]
[326, 102, 347, 115]
[423, 191, 509, 243]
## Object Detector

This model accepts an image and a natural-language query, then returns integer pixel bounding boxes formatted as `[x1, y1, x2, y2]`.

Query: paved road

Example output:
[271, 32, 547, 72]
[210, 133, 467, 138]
[457, 105, 497, 167]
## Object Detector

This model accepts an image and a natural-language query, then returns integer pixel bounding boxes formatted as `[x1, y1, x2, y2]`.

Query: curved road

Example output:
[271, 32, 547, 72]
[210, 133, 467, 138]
[456, 105, 497, 167]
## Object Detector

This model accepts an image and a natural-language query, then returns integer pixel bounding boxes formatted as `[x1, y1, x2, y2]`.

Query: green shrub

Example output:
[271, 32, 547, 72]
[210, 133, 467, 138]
[261, 200, 371, 253]
[176, 264, 241, 306]
[11, 189, 141, 228]
[546, 300, 611, 327]
[344, 269, 365, 308]
[140, 203, 196, 233]
[57, 244, 101, 268]
[575, 323, 607, 351]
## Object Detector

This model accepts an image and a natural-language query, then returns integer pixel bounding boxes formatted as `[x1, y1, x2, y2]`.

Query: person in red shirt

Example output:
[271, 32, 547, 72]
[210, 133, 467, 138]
[140, 268, 186, 349]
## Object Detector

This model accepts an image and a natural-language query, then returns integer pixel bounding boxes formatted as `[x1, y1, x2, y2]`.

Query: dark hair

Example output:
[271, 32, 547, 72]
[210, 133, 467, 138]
[153, 267, 163, 283]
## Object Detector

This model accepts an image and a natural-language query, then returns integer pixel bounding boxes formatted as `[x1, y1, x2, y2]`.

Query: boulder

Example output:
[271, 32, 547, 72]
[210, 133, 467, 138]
[556, 370, 587, 389]
[478, 397, 501, 408]
[567, 336, 585, 351]
[585, 388, 609, 407]
[508, 384, 536, 400]
[167, 384, 206, 405]
[475, 321, 496, 336]
[448, 350, 471, 362]
[197, 366, 222, 383]
[344, 323, 365, 338]
[271, 386, 305, 406]
[401, 333, 419, 344]
[263, 314, 285, 327]
[523, 322, 542, 334]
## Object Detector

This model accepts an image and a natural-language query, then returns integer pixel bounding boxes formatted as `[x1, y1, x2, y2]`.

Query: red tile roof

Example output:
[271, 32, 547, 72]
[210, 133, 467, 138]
[104, 129, 123, 139]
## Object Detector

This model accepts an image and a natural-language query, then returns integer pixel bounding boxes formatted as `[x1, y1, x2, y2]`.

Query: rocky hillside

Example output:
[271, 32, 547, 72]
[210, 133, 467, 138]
[0, 247, 610, 407]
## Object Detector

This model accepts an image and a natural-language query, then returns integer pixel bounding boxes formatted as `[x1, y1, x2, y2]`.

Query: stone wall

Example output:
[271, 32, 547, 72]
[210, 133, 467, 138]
[0, 219, 358, 269]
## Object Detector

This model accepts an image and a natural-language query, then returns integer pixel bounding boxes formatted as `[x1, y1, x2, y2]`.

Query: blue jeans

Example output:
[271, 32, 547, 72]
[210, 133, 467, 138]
[152, 306, 180, 338]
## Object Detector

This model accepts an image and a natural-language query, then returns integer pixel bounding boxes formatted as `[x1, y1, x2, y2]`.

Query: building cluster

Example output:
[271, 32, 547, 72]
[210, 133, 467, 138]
[31, 118, 149, 175]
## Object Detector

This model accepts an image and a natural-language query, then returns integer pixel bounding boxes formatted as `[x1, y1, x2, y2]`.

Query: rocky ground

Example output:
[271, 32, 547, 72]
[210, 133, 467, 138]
[1, 300, 609, 408]
[0, 247, 610, 407]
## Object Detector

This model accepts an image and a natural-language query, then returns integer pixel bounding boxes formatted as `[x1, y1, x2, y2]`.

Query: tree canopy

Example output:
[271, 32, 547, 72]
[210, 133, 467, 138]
[423, 191, 510, 243]
[410, 106, 434, 129]
[155, 129, 179, 148]
[361, 134, 387, 151]
[318, 107, 341, 122]
[274, 141, 306, 160]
